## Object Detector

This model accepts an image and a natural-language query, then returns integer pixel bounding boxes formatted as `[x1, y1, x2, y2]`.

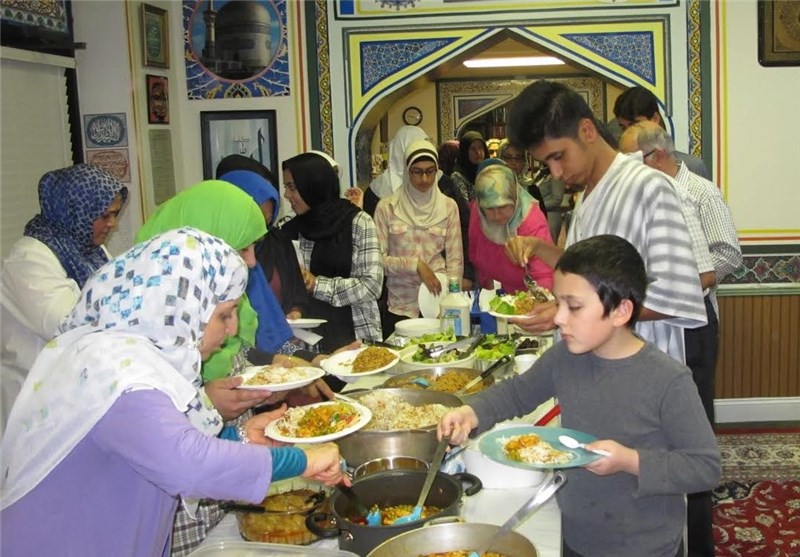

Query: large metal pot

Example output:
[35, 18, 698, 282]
[336, 388, 463, 468]
[306, 470, 481, 556]
[366, 521, 538, 557]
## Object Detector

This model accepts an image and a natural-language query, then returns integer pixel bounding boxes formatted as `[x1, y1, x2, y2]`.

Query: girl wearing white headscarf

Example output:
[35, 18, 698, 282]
[364, 125, 428, 216]
[374, 139, 463, 337]
[1, 228, 346, 557]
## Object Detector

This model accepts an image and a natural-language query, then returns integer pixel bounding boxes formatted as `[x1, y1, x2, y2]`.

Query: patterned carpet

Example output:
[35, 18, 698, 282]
[713, 430, 800, 556]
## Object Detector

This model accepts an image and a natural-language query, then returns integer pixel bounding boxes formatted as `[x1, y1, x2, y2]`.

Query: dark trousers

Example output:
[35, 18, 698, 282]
[683, 295, 719, 557]
[380, 309, 413, 341]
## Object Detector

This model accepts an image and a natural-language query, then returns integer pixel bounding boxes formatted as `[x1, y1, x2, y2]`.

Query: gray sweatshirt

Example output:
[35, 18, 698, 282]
[469, 341, 721, 557]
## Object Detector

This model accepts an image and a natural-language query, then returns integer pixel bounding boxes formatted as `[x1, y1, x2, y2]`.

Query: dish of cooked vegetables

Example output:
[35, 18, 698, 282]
[320, 346, 400, 377]
[479, 426, 600, 470]
[474, 335, 540, 361]
[419, 551, 506, 557]
[351, 504, 441, 526]
[265, 401, 372, 443]
[382, 369, 492, 394]
[488, 288, 554, 317]
[237, 365, 325, 391]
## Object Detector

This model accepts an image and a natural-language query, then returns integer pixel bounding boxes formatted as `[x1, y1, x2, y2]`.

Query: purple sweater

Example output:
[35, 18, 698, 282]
[1, 390, 286, 557]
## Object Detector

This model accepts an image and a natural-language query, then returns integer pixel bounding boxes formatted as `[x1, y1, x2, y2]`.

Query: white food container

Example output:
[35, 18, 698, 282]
[394, 318, 441, 338]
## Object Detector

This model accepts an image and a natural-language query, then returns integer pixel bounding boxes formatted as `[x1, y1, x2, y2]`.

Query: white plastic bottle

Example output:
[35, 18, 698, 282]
[439, 276, 470, 336]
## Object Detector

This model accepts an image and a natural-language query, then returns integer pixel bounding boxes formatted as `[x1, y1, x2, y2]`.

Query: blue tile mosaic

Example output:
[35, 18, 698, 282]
[360, 38, 456, 94]
[457, 97, 496, 120]
[563, 31, 656, 85]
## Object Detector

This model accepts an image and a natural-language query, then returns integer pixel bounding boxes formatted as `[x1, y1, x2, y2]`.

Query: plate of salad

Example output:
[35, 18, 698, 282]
[488, 289, 554, 318]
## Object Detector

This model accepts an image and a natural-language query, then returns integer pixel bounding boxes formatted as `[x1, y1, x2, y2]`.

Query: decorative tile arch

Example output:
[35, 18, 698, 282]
[343, 18, 669, 144]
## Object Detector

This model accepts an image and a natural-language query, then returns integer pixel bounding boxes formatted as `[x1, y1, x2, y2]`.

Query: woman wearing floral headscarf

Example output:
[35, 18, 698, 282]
[0, 228, 346, 557]
[1, 164, 127, 434]
[374, 139, 463, 338]
[469, 164, 554, 294]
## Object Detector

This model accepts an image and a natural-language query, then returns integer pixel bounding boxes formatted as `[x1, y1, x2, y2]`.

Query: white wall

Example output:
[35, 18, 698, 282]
[73, 0, 141, 256]
[715, 2, 800, 238]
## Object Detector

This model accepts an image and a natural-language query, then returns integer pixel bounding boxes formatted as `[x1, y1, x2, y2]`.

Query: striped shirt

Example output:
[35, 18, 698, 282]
[567, 153, 707, 363]
[668, 174, 714, 276]
[299, 211, 383, 342]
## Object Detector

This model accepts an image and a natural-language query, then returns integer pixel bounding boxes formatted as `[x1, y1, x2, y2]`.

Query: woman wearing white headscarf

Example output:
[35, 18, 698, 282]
[364, 125, 428, 216]
[374, 139, 463, 338]
[0, 228, 346, 556]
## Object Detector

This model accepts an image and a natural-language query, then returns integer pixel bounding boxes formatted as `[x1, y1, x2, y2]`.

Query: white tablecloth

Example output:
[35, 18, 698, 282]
[198, 354, 562, 556]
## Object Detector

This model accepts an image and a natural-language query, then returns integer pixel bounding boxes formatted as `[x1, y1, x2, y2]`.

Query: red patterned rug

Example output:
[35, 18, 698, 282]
[713, 430, 800, 557]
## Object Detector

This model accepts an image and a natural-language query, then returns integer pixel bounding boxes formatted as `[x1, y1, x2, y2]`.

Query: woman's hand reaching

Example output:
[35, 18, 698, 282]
[301, 268, 316, 293]
[241, 405, 289, 446]
[302, 443, 350, 486]
[417, 260, 442, 296]
[205, 376, 273, 421]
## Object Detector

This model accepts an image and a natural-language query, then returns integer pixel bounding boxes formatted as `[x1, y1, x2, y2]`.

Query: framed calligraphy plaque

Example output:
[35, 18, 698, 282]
[200, 110, 278, 180]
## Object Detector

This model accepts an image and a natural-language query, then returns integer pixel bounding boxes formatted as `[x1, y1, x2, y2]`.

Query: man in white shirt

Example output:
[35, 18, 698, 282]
[619, 121, 742, 557]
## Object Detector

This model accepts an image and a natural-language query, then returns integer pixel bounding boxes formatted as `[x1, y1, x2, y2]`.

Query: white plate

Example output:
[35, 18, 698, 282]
[487, 310, 521, 319]
[417, 272, 447, 319]
[319, 347, 400, 377]
[287, 318, 327, 329]
[265, 400, 372, 444]
[237, 365, 325, 391]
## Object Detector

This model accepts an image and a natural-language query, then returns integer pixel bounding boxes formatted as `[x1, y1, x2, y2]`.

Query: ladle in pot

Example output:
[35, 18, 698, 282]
[468, 471, 566, 557]
[392, 435, 451, 525]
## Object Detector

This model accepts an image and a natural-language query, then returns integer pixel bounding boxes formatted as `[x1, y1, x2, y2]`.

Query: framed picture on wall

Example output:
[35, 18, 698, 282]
[758, 0, 800, 67]
[142, 3, 169, 68]
[200, 110, 278, 180]
[146, 75, 169, 124]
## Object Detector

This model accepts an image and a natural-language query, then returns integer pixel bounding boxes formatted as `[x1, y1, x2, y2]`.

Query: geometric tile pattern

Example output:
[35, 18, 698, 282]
[314, 0, 334, 155]
[686, 0, 704, 158]
[360, 38, 456, 94]
[723, 255, 800, 285]
[456, 97, 497, 120]
[563, 31, 656, 85]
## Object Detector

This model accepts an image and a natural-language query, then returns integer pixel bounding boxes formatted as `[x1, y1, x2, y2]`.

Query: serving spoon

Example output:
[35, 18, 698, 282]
[468, 471, 566, 557]
[392, 435, 450, 525]
[558, 434, 612, 457]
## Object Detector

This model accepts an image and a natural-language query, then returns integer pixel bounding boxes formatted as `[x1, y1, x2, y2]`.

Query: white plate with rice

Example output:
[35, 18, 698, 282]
[237, 365, 326, 391]
[265, 400, 373, 444]
[319, 347, 400, 378]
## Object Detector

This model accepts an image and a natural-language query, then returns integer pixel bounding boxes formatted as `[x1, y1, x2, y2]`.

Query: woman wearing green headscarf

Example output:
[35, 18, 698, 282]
[136, 180, 296, 556]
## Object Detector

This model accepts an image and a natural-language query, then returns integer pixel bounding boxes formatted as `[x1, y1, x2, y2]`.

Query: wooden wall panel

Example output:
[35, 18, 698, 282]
[716, 294, 800, 398]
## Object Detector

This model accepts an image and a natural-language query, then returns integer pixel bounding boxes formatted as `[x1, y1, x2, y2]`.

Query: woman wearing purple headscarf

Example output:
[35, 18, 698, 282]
[1, 164, 127, 434]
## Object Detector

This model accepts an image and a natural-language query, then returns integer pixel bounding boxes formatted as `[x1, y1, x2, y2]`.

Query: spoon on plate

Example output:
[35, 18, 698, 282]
[558, 434, 612, 457]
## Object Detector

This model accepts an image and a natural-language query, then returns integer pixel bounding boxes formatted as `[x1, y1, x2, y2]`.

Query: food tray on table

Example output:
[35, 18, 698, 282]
[230, 478, 336, 548]
[381, 366, 494, 395]
[189, 541, 358, 556]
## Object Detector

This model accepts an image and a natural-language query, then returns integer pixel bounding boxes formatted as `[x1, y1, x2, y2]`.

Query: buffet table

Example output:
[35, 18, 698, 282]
[197, 342, 562, 556]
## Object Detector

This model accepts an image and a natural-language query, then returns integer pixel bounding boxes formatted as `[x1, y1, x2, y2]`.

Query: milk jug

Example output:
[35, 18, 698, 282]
[439, 276, 470, 336]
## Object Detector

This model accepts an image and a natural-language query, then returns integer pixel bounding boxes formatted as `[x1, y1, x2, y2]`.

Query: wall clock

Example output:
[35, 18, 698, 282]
[402, 106, 423, 126]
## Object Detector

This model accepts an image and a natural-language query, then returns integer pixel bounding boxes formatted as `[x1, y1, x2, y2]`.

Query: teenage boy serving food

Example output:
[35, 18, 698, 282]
[438, 235, 721, 557]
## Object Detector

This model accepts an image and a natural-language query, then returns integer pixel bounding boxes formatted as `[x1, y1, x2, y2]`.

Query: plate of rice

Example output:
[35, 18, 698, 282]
[319, 346, 400, 378]
[237, 365, 326, 391]
[265, 400, 373, 443]
[478, 426, 601, 470]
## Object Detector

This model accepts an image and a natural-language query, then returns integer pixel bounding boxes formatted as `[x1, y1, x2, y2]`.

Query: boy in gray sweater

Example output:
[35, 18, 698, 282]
[439, 234, 721, 557]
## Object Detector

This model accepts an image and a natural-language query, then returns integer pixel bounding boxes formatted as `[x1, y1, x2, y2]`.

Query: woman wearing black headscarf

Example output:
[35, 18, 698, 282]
[281, 153, 383, 352]
[450, 131, 488, 201]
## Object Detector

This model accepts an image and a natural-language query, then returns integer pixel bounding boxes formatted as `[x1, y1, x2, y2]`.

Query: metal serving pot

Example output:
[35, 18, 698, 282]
[306, 469, 482, 556]
[381, 367, 495, 395]
[366, 521, 538, 557]
[336, 388, 463, 468]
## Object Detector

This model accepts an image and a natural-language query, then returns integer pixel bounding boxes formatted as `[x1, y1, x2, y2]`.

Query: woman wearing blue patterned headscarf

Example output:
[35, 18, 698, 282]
[23, 164, 128, 286]
[0, 228, 347, 556]
[1, 164, 127, 435]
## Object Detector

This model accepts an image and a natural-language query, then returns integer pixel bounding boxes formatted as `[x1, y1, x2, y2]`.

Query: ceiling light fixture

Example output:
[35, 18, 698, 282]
[463, 56, 566, 68]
